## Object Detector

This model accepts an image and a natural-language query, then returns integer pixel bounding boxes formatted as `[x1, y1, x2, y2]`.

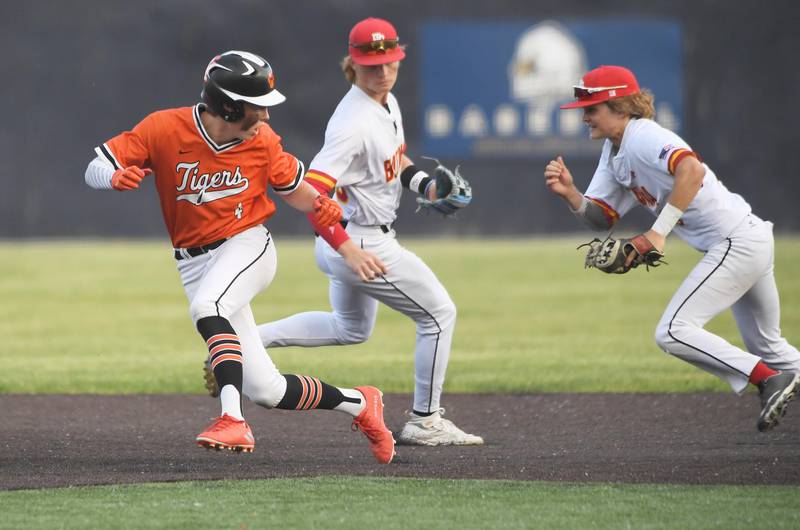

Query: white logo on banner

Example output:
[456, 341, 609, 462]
[423, 20, 680, 156]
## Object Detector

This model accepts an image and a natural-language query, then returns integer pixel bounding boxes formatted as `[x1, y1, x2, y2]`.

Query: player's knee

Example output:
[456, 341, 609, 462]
[244, 374, 286, 409]
[654, 323, 672, 351]
[189, 298, 222, 324]
[654, 317, 690, 352]
[440, 300, 457, 327]
[417, 298, 458, 333]
[336, 319, 372, 344]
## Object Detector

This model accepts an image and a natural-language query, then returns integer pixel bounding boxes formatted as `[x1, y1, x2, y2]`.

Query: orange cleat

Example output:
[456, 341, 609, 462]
[196, 413, 255, 452]
[352, 386, 396, 464]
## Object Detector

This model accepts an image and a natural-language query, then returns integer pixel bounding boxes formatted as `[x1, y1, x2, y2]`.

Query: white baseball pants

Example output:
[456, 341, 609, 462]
[177, 225, 287, 407]
[258, 223, 457, 414]
[655, 214, 800, 393]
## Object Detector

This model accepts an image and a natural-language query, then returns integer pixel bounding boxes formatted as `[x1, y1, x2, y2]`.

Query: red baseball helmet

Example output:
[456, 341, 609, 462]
[560, 65, 640, 109]
[349, 17, 406, 66]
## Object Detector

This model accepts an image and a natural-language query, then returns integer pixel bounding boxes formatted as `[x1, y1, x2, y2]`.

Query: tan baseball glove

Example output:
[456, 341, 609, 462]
[579, 234, 666, 274]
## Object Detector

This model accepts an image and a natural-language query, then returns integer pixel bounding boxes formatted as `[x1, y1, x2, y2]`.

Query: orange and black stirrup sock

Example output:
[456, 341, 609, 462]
[196, 316, 243, 392]
[276, 374, 361, 410]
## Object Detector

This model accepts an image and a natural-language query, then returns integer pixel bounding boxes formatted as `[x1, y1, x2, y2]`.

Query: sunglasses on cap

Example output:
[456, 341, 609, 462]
[351, 39, 400, 54]
[573, 84, 628, 98]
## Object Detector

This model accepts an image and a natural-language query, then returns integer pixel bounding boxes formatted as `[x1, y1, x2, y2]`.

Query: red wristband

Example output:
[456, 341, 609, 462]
[307, 213, 350, 250]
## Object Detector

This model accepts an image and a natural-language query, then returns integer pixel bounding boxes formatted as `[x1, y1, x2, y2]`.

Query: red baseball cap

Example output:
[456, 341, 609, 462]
[349, 17, 406, 66]
[560, 65, 640, 109]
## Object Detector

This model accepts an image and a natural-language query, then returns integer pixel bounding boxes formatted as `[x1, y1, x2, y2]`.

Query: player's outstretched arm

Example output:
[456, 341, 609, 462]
[85, 157, 151, 191]
[283, 181, 342, 227]
[638, 155, 705, 255]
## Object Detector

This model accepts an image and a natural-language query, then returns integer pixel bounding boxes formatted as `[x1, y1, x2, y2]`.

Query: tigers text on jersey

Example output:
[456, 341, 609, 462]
[584, 118, 751, 251]
[95, 104, 303, 248]
[304, 85, 405, 226]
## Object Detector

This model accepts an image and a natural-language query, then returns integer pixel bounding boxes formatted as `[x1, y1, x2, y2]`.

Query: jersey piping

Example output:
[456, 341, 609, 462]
[192, 104, 244, 153]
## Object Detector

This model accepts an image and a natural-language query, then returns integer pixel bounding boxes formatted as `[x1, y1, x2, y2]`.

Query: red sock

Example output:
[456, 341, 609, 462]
[749, 361, 779, 386]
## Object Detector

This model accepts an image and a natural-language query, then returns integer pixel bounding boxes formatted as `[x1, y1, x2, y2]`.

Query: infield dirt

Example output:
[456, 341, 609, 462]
[1, 393, 798, 490]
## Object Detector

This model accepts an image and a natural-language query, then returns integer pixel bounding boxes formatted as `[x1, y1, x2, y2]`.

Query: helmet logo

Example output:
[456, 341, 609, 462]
[268, 72, 275, 89]
[371, 32, 385, 41]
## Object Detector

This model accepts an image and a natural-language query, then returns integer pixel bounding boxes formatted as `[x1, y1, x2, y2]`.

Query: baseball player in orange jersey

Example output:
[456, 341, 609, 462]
[84, 51, 395, 463]
[545, 65, 800, 431]
[254, 18, 484, 446]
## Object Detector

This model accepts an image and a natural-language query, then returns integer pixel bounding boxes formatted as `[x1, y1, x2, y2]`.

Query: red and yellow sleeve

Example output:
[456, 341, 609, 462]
[667, 148, 701, 175]
[304, 170, 337, 195]
[586, 197, 621, 226]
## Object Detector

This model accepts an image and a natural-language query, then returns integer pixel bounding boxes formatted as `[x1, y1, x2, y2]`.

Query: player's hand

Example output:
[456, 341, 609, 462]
[631, 230, 666, 267]
[544, 156, 576, 197]
[339, 240, 388, 282]
[111, 166, 152, 191]
[312, 195, 342, 227]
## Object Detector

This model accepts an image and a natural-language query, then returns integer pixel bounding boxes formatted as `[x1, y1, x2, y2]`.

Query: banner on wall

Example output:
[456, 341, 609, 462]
[420, 20, 682, 158]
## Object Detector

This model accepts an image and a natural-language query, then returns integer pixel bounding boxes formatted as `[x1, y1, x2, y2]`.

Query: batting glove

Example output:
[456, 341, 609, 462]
[111, 166, 152, 191]
[312, 195, 342, 227]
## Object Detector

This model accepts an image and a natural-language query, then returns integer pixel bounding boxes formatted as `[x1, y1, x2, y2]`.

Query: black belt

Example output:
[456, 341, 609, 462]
[174, 238, 227, 260]
[340, 220, 391, 233]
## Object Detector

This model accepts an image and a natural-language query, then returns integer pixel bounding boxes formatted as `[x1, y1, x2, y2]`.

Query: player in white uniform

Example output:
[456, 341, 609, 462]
[255, 18, 484, 446]
[544, 65, 800, 431]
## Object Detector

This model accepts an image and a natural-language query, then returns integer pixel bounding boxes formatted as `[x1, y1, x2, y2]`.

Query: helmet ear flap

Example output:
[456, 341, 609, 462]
[200, 82, 245, 122]
[221, 101, 245, 122]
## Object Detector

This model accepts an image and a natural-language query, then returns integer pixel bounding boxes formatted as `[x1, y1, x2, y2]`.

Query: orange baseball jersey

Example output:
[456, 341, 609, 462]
[95, 104, 304, 248]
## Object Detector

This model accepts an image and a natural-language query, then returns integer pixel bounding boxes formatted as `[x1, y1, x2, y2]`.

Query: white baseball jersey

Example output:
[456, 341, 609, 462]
[584, 118, 750, 252]
[579, 118, 799, 394]
[308, 85, 405, 226]
[257, 84, 463, 416]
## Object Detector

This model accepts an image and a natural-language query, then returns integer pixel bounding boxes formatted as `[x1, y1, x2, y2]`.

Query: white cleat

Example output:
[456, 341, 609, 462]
[396, 408, 485, 446]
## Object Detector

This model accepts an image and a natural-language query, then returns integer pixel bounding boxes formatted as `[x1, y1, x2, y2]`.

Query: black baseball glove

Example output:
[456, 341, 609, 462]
[579, 234, 666, 274]
[415, 158, 472, 216]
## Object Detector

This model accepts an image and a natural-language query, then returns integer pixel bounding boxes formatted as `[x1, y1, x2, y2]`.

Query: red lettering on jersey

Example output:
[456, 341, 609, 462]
[336, 187, 349, 203]
[383, 145, 404, 183]
[384, 160, 394, 182]
[631, 186, 657, 208]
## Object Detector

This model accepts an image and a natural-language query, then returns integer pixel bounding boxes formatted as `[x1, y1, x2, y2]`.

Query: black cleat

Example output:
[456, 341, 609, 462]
[757, 372, 800, 432]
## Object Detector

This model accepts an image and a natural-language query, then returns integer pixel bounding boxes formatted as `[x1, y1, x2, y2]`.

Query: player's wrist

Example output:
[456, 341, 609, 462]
[400, 165, 432, 195]
[569, 195, 588, 214]
[651, 203, 683, 237]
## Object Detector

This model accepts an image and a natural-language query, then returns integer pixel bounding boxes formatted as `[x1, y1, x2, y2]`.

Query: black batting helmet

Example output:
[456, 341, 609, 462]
[201, 50, 286, 122]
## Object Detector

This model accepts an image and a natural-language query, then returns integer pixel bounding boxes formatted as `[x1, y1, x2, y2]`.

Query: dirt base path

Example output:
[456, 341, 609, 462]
[2, 393, 798, 490]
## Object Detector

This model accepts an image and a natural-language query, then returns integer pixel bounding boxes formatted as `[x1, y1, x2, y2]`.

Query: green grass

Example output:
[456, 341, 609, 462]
[2, 238, 799, 528]
[1, 476, 798, 530]
[1, 237, 798, 393]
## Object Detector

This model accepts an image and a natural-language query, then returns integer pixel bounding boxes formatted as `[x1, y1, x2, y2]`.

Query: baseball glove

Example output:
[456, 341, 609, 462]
[579, 234, 666, 274]
[415, 158, 472, 216]
[203, 357, 220, 398]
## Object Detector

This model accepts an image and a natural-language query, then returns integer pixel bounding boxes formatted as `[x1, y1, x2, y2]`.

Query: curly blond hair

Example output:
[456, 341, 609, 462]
[606, 90, 656, 119]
